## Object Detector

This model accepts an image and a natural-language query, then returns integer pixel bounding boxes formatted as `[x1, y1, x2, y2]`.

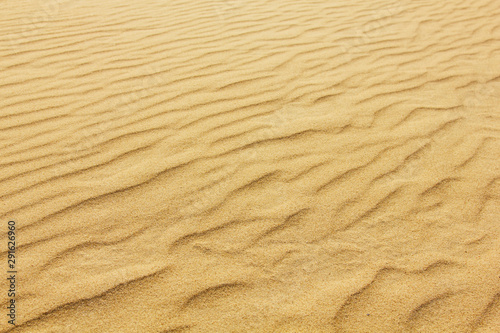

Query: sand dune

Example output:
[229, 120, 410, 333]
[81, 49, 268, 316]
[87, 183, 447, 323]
[1, 0, 500, 332]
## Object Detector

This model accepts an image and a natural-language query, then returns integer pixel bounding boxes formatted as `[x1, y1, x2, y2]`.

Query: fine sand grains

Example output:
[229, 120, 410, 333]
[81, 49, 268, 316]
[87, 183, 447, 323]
[0, 0, 499, 332]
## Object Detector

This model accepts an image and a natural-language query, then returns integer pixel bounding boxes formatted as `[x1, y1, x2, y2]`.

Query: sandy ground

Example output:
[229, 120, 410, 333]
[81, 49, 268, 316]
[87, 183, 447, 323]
[1, 0, 500, 332]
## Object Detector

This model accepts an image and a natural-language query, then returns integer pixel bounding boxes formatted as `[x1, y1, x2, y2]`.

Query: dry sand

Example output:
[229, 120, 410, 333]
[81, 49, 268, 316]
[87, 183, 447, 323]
[1, 0, 500, 332]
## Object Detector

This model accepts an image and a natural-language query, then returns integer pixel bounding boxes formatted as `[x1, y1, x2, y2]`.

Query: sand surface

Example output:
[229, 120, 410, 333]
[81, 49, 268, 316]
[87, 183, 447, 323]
[1, 0, 500, 332]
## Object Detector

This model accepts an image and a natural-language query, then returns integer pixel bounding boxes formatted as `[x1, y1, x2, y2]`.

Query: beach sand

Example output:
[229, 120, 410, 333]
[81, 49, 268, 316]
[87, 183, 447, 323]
[1, 0, 499, 332]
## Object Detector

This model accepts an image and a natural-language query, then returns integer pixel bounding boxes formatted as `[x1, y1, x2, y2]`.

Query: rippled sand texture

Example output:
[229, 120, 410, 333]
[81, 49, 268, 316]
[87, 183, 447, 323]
[1, 0, 500, 332]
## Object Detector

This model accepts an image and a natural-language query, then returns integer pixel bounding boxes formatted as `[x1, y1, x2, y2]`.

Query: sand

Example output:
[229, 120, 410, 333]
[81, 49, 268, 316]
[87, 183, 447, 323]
[1, 0, 500, 332]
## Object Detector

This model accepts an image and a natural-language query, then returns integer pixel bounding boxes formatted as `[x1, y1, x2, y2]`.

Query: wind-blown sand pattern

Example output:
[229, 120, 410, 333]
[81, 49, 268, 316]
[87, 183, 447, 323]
[1, 0, 500, 332]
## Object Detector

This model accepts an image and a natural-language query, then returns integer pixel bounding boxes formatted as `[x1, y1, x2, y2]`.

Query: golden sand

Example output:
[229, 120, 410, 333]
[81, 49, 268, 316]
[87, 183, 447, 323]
[1, 0, 499, 332]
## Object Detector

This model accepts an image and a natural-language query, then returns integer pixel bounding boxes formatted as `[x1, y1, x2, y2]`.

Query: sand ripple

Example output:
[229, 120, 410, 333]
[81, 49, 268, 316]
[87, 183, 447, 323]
[1, 0, 499, 332]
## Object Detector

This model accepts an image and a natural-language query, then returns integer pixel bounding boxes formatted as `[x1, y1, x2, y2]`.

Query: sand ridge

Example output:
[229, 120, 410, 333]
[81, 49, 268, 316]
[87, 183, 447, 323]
[1, 0, 500, 332]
